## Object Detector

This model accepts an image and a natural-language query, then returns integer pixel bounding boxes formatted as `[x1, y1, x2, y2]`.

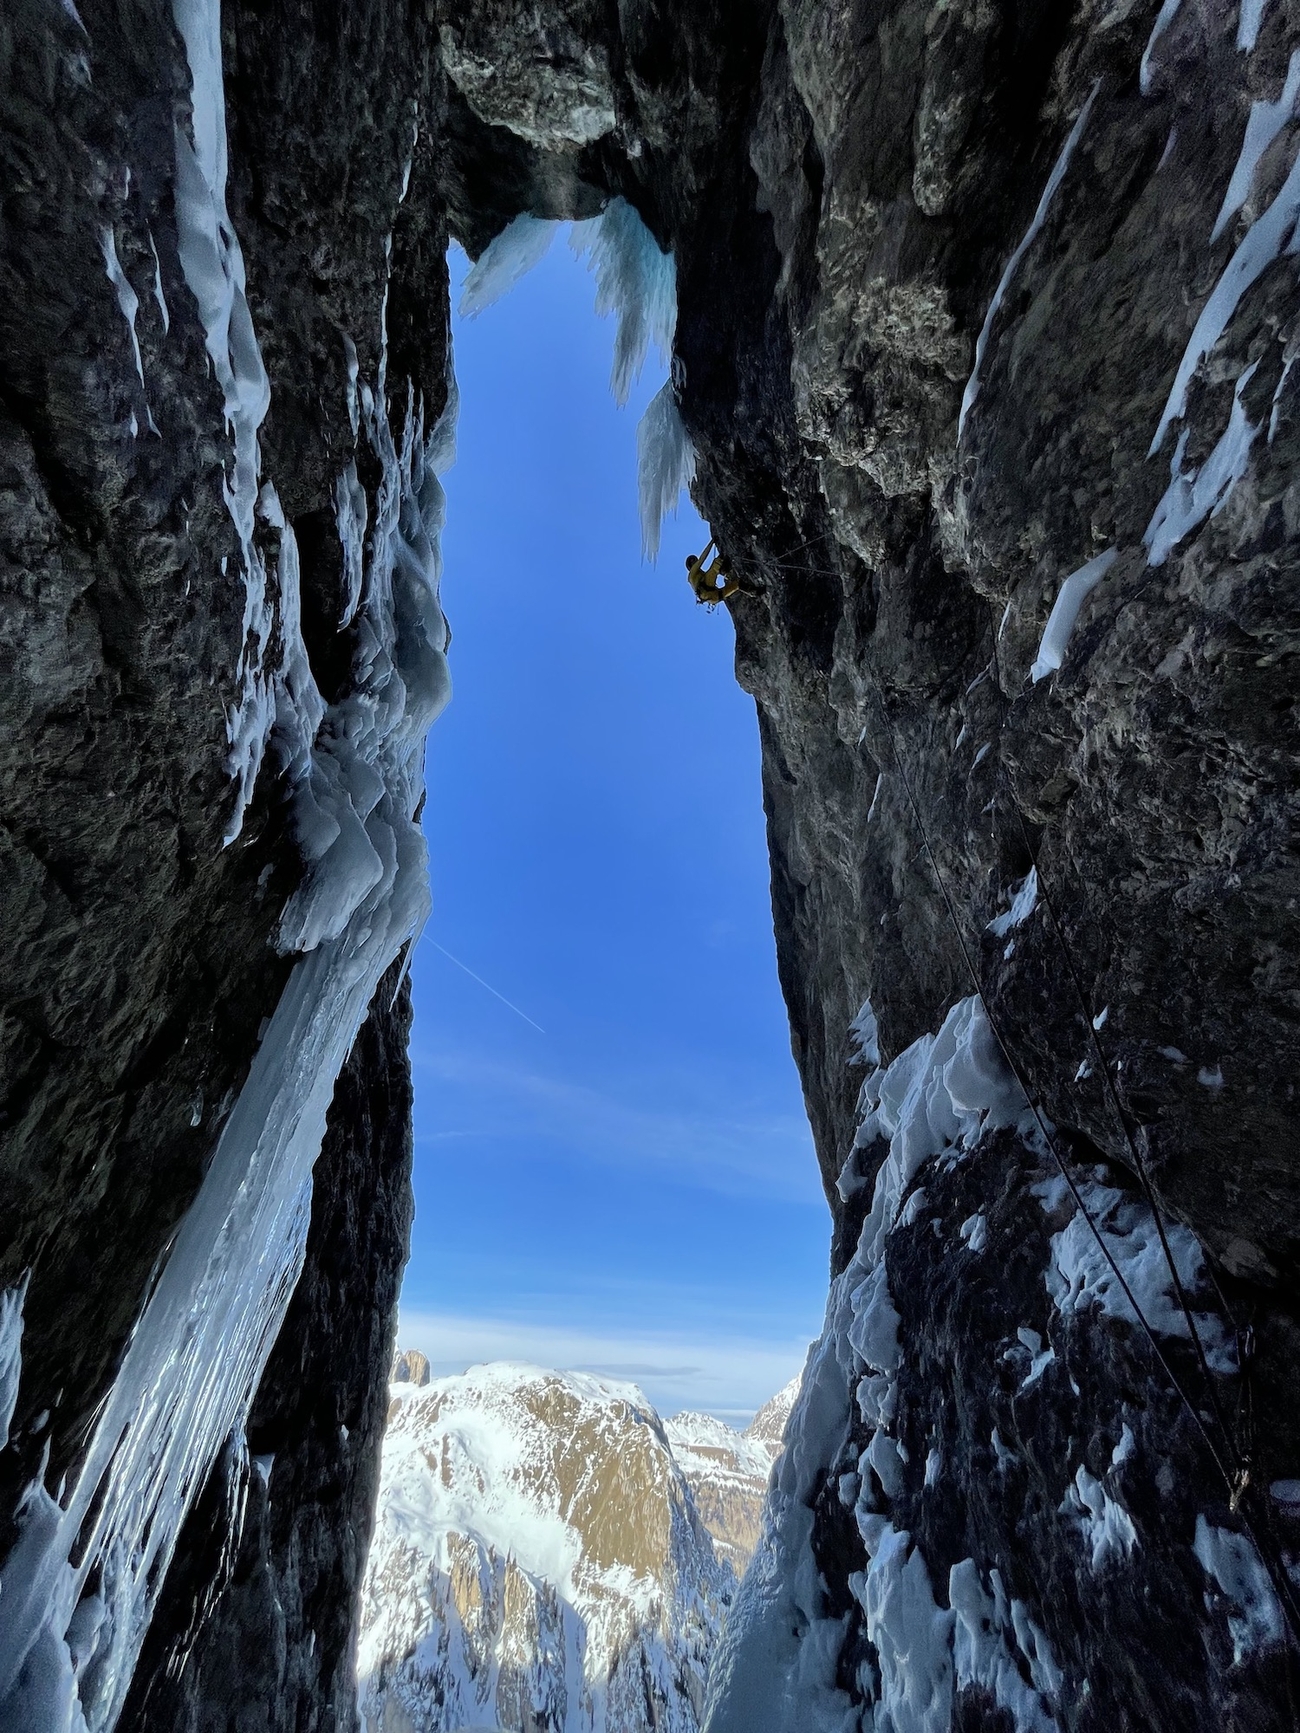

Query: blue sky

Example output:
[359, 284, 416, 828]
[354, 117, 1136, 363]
[398, 237, 829, 1423]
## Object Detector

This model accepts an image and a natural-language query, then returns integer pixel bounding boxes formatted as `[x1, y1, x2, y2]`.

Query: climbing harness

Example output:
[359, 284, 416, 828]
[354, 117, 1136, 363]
[685, 540, 741, 607]
[685, 527, 843, 607]
[863, 671, 1300, 1658]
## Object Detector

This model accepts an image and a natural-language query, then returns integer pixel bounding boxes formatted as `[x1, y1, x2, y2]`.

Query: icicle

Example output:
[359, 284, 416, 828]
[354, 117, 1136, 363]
[459, 214, 560, 316]
[570, 198, 676, 404]
[146, 231, 170, 334]
[636, 383, 695, 561]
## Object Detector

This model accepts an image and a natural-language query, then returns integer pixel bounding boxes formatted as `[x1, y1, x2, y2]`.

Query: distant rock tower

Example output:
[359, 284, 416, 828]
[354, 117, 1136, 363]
[391, 1347, 431, 1387]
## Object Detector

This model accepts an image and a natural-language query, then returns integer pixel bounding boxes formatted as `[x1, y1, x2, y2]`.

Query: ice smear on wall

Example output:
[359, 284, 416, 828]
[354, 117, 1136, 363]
[703, 997, 1055, 1733]
[98, 228, 146, 389]
[958, 84, 1100, 443]
[169, 0, 275, 843]
[1194, 1517, 1284, 1662]
[1137, 72, 1300, 548]
[1212, 51, 1300, 240]
[334, 459, 369, 628]
[1029, 550, 1118, 681]
[276, 371, 453, 955]
[0, 1279, 28, 1454]
[1149, 143, 1300, 453]
[147, 231, 170, 333]
[1140, 0, 1182, 95]
[1238, 0, 1273, 52]
[1144, 364, 1261, 565]
[1042, 1177, 1236, 1371]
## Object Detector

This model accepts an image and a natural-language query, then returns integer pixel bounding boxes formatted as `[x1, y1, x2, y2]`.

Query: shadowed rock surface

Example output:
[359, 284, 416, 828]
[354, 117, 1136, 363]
[2, 0, 1300, 1726]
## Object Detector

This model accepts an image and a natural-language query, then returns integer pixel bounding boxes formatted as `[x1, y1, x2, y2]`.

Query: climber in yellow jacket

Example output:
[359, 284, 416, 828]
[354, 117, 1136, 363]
[685, 539, 740, 607]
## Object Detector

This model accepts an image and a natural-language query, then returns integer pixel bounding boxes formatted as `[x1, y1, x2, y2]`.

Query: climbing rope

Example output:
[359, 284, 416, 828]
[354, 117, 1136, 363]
[982, 625, 1242, 1450]
[863, 674, 1300, 1658]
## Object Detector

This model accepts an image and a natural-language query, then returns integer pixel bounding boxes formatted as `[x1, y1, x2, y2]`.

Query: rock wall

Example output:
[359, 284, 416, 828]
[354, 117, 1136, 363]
[3, 0, 1300, 1726]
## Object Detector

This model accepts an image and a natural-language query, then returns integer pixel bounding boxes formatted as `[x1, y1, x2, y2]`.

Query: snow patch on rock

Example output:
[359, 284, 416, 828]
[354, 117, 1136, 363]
[1043, 1176, 1235, 1371]
[1029, 552, 1118, 681]
[1193, 1516, 1284, 1663]
[1060, 1466, 1139, 1570]
[949, 1559, 1062, 1731]
[703, 997, 1050, 1733]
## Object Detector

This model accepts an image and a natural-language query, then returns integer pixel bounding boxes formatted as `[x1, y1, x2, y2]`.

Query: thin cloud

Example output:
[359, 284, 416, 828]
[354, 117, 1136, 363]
[409, 1042, 820, 1203]
[396, 1305, 812, 1422]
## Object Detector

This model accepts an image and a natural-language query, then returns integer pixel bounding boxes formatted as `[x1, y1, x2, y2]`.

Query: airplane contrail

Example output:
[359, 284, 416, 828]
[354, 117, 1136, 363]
[428, 940, 547, 1034]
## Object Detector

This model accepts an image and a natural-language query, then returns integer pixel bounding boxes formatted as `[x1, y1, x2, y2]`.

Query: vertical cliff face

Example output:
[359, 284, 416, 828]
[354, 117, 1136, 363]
[3, 0, 1300, 1727]
[0, 0, 449, 1722]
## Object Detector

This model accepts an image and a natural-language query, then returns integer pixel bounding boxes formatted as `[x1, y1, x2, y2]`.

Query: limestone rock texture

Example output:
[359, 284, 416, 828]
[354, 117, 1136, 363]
[2, 0, 1300, 1726]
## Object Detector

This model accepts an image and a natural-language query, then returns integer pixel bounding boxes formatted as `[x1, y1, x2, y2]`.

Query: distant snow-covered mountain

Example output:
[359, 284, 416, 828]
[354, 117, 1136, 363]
[743, 1376, 800, 1454]
[662, 1406, 786, 1575]
[358, 1361, 793, 1733]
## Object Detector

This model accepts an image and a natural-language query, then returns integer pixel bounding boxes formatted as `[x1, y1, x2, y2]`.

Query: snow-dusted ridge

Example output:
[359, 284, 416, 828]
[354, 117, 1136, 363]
[358, 1363, 739, 1733]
